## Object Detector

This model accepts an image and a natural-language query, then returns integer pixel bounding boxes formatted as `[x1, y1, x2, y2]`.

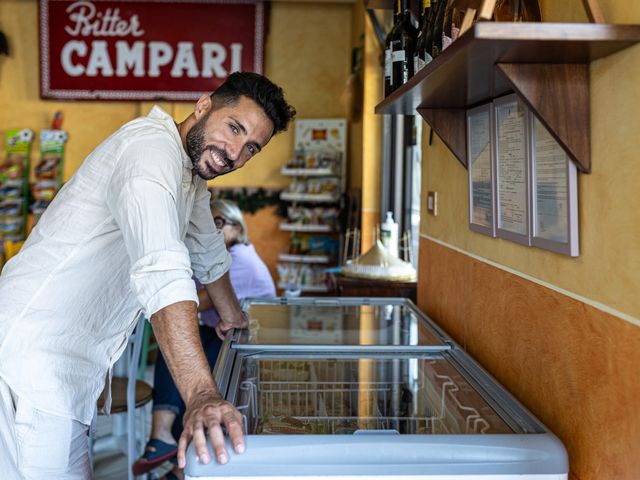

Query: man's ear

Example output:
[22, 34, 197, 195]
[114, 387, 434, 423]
[194, 94, 212, 121]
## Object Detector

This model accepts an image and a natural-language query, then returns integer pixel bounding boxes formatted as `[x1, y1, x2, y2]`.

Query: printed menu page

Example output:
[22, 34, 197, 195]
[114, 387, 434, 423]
[533, 118, 569, 243]
[496, 99, 527, 236]
[469, 108, 493, 229]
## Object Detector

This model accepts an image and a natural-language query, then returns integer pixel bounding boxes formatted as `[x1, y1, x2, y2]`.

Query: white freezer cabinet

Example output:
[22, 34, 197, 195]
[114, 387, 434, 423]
[185, 298, 568, 479]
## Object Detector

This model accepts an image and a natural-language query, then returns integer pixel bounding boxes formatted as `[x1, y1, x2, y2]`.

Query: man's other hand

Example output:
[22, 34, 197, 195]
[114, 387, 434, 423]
[214, 310, 250, 341]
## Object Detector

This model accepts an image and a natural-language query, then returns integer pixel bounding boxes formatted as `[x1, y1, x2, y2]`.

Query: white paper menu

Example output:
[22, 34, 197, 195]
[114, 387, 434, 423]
[469, 107, 493, 230]
[533, 118, 569, 243]
[496, 98, 528, 237]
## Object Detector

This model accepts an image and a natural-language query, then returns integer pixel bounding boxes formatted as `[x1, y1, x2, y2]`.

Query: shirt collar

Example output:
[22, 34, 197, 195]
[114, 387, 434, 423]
[147, 106, 193, 175]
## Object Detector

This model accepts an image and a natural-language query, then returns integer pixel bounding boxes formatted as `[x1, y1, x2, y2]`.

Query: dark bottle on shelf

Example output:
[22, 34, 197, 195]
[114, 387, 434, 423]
[493, 0, 541, 21]
[384, 0, 402, 97]
[431, 0, 447, 59]
[442, 0, 465, 51]
[390, 0, 418, 91]
[413, 0, 435, 75]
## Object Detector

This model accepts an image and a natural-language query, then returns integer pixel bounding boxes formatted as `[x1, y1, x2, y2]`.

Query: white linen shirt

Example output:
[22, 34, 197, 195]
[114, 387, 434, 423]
[0, 106, 231, 425]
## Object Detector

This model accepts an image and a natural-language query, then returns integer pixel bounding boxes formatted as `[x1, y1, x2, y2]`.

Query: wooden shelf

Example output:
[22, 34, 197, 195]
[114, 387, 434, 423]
[375, 22, 640, 173]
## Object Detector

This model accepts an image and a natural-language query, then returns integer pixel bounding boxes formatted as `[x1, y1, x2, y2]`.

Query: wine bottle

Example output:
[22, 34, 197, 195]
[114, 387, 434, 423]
[384, 0, 402, 97]
[413, 0, 434, 75]
[442, 0, 465, 51]
[493, 0, 541, 22]
[431, 0, 447, 59]
[390, 0, 418, 91]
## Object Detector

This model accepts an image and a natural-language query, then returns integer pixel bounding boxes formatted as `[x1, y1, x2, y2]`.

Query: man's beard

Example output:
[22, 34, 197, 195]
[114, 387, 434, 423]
[185, 114, 232, 180]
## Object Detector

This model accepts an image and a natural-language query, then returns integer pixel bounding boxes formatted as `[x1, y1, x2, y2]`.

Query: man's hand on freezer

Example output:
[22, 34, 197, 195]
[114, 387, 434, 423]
[215, 309, 250, 340]
[177, 390, 245, 468]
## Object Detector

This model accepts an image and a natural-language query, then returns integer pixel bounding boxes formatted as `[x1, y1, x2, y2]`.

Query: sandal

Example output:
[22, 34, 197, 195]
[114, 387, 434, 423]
[132, 438, 178, 475]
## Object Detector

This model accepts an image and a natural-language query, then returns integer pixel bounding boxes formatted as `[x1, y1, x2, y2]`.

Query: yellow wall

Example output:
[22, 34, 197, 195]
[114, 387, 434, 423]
[418, 0, 640, 477]
[0, 1, 355, 189]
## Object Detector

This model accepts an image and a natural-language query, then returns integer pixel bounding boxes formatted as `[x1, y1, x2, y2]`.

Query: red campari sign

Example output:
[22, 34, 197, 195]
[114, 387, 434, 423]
[39, 0, 265, 100]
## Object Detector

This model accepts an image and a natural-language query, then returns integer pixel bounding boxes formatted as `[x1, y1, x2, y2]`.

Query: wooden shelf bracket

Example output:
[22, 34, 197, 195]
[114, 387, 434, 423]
[417, 108, 468, 168]
[496, 63, 590, 173]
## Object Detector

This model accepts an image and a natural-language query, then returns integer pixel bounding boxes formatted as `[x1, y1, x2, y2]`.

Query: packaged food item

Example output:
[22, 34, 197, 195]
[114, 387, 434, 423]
[0, 129, 33, 248]
[31, 129, 67, 225]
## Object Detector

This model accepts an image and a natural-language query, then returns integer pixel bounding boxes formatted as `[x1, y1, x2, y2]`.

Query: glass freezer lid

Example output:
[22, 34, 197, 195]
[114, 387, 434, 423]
[228, 352, 542, 436]
[234, 298, 449, 349]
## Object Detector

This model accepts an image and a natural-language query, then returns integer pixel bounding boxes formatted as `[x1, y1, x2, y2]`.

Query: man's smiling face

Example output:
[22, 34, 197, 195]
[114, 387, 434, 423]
[186, 95, 274, 180]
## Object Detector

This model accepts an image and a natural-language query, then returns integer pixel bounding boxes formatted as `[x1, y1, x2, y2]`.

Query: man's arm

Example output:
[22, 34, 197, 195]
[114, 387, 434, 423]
[150, 300, 245, 468]
[197, 288, 214, 313]
[203, 272, 249, 340]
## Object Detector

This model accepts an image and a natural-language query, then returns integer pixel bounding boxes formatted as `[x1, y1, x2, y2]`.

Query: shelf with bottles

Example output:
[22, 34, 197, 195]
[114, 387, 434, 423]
[376, 0, 640, 173]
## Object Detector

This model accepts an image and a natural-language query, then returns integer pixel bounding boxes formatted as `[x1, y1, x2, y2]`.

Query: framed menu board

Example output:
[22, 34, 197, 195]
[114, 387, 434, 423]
[494, 94, 530, 246]
[530, 115, 579, 256]
[467, 103, 496, 237]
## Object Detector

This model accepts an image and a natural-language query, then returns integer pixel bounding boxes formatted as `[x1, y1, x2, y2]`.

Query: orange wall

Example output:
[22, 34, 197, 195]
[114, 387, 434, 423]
[418, 239, 640, 479]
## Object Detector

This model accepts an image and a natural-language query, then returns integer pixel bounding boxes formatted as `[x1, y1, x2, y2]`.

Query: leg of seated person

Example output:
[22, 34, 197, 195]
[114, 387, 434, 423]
[132, 349, 182, 474]
[151, 348, 183, 445]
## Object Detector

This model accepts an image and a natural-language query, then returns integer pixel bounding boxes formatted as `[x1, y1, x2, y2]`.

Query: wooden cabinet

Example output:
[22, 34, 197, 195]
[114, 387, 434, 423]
[335, 274, 417, 303]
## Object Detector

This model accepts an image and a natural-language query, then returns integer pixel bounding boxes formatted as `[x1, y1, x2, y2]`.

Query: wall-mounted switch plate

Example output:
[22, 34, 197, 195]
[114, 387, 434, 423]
[427, 191, 438, 216]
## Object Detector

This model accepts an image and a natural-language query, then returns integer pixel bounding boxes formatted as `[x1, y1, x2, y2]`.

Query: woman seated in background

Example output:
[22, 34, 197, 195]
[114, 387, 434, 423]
[133, 199, 275, 479]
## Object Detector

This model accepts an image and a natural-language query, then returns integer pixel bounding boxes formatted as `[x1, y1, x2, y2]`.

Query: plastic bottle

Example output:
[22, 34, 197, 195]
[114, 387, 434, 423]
[380, 211, 399, 257]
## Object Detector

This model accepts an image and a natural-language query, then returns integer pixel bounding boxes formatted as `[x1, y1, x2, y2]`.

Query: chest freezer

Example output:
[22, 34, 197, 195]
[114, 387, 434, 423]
[185, 298, 568, 479]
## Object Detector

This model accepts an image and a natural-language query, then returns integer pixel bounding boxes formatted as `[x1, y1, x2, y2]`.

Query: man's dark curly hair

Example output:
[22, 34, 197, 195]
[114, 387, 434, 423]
[211, 72, 296, 136]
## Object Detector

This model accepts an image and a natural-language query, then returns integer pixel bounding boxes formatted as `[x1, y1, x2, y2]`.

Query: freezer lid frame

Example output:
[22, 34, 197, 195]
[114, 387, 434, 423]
[234, 296, 453, 351]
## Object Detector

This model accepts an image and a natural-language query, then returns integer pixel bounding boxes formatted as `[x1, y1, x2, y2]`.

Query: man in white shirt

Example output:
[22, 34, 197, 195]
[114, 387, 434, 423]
[0, 72, 295, 478]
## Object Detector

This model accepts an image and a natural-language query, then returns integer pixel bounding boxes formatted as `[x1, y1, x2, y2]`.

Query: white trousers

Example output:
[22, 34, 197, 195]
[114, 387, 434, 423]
[0, 376, 92, 479]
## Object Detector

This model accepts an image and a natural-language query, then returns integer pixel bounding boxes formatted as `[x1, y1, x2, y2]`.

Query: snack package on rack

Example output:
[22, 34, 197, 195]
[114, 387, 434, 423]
[1, 129, 34, 247]
[286, 206, 339, 227]
[307, 144, 339, 170]
[31, 129, 67, 224]
[308, 236, 339, 257]
[276, 263, 330, 291]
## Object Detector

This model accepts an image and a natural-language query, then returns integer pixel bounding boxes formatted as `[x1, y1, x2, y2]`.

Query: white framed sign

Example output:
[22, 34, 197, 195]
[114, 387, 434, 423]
[530, 115, 579, 256]
[494, 94, 530, 246]
[467, 103, 496, 237]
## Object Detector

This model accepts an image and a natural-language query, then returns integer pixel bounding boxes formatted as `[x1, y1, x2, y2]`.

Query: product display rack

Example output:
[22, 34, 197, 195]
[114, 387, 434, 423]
[277, 119, 347, 294]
